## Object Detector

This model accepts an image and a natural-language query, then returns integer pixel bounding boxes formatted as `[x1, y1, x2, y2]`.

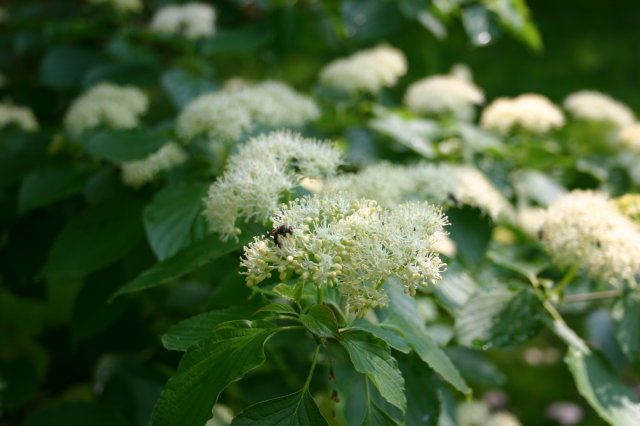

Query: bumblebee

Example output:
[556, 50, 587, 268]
[263, 225, 293, 247]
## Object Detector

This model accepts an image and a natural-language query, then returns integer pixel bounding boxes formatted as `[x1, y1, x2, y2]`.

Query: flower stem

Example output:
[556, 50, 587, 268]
[317, 286, 324, 305]
[304, 345, 322, 390]
[551, 265, 579, 297]
[563, 290, 622, 303]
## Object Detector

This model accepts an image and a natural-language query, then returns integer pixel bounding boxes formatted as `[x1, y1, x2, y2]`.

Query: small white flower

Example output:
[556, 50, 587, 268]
[241, 192, 447, 316]
[404, 74, 484, 118]
[121, 143, 188, 187]
[564, 90, 634, 128]
[0, 103, 38, 132]
[88, 0, 142, 12]
[150, 2, 216, 39]
[481, 94, 565, 135]
[319, 45, 407, 94]
[64, 83, 148, 136]
[203, 130, 343, 240]
[541, 190, 640, 283]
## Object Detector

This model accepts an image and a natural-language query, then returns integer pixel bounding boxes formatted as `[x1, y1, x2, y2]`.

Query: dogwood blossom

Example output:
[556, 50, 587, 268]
[241, 192, 447, 316]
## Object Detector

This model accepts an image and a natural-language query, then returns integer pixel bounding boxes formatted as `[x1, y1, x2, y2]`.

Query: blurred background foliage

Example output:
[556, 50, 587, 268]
[0, 0, 638, 425]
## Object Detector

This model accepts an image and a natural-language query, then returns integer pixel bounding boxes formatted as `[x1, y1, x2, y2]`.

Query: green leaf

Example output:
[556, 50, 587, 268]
[384, 313, 469, 395]
[143, 183, 209, 260]
[45, 197, 144, 277]
[202, 24, 274, 54]
[0, 132, 48, 190]
[513, 170, 566, 206]
[397, 0, 428, 19]
[40, 45, 101, 89]
[360, 401, 401, 426]
[461, 4, 497, 47]
[256, 303, 298, 316]
[72, 268, 128, 343]
[151, 320, 279, 426]
[300, 305, 340, 338]
[18, 164, 90, 213]
[446, 207, 493, 269]
[340, 329, 406, 414]
[24, 402, 128, 426]
[231, 389, 328, 425]
[487, 249, 548, 285]
[445, 347, 506, 387]
[612, 292, 640, 364]
[83, 63, 158, 88]
[455, 286, 543, 349]
[111, 224, 263, 299]
[432, 265, 478, 314]
[162, 305, 261, 351]
[348, 319, 410, 354]
[340, 0, 404, 43]
[161, 69, 218, 110]
[93, 355, 165, 426]
[483, 0, 542, 51]
[385, 284, 470, 395]
[566, 347, 640, 426]
[586, 309, 626, 369]
[82, 129, 169, 162]
[398, 353, 440, 426]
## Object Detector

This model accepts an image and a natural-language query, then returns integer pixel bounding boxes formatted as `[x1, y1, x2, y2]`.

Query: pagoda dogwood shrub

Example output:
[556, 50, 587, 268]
[1, 1, 640, 425]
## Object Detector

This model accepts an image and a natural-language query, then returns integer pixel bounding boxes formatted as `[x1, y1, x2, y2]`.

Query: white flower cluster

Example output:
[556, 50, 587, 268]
[541, 190, 640, 283]
[564, 90, 635, 128]
[619, 124, 640, 152]
[204, 130, 343, 240]
[481, 94, 565, 135]
[177, 81, 319, 142]
[319, 45, 407, 94]
[121, 143, 188, 187]
[324, 162, 513, 222]
[150, 2, 216, 39]
[0, 103, 38, 132]
[241, 192, 447, 316]
[64, 83, 148, 136]
[88, 0, 142, 12]
[404, 74, 484, 118]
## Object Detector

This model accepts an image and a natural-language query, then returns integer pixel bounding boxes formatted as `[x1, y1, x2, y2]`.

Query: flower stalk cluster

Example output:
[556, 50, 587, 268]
[204, 130, 342, 240]
[150, 2, 216, 39]
[0, 103, 38, 132]
[323, 162, 513, 222]
[121, 143, 188, 187]
[404, 74, 484, 119]
[481, 94, 564, 135]
[564, 90, 635, 129]
[319, 45, 407, 94]
[177, 81, 319, 143]
[64, 83, 148, 136]
[241, 193, 448, 316]
[541, 190, 640, 283]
